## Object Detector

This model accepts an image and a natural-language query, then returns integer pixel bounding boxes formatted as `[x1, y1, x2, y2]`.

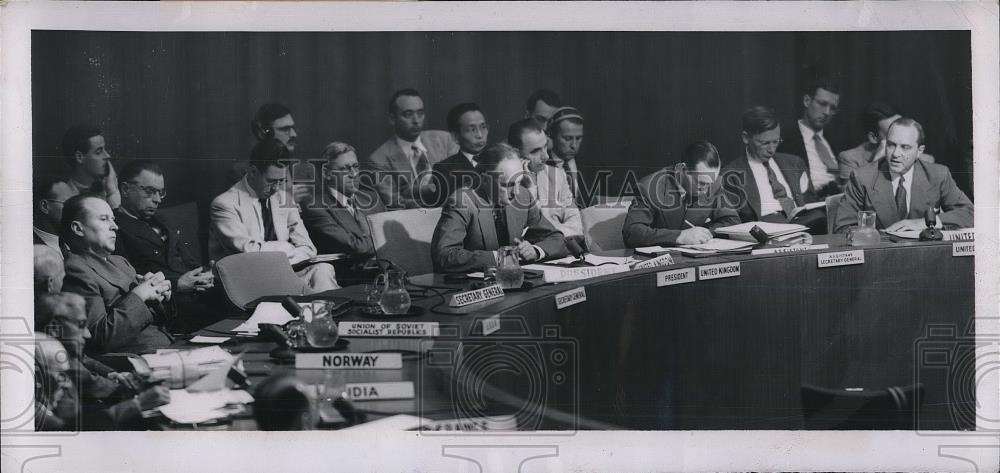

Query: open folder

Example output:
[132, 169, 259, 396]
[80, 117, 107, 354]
[714, 221, 809, 242]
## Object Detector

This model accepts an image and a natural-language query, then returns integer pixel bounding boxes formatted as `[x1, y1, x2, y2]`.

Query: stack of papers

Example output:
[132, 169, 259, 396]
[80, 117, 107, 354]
[232, 302, 297, 334]
[714, 222, 808, 242]
[545, 255, 636, 266]
[636, 239, 754, 256]
[158, 389, 254, 424]
[133, 346, 236, 389]
[309, 253, 348, 263]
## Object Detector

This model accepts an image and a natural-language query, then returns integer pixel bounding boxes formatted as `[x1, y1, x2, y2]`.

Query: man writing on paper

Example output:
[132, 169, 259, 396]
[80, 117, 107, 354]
[624, 141, 741, 247]
[834, 118, 972, 233]
[210, 138, 339, 293]
[720, 106, 825, 234]
[432, 143, 569, 273]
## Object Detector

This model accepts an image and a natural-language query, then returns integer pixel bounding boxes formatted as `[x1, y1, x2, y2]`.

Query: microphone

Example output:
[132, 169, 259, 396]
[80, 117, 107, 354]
[564, 237, 594, 267]
[919, 208, 943, 241]
[281, 296, 303, 319]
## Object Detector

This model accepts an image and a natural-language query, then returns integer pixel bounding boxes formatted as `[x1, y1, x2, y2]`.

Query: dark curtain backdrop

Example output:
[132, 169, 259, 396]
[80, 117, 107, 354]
[32, 30, 972, 212]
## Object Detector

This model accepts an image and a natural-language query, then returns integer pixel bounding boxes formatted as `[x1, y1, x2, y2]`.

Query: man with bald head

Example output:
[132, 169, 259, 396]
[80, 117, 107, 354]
[834, 118, 973, 233]
[60, 194, 173, 354]
[35, 244, 65, 296]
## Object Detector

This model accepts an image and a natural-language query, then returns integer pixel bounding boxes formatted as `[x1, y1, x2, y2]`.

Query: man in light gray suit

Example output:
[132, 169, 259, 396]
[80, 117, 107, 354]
[209, 139, 339, 293]
[365, 88, 457, 209]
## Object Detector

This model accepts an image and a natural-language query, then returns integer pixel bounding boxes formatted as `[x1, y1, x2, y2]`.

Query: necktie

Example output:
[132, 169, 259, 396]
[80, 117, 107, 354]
[895, 175, 908, 221]
[412, 146, 430, 175]
[147, 220, 168, 243]
[812, 133, 838, 171]
[259, 198, 277, 241]
[493, 206, 511, 247]
[344, 194, 356, 217]
[563, 162, 578, 200]
[764, 160, 796, 216]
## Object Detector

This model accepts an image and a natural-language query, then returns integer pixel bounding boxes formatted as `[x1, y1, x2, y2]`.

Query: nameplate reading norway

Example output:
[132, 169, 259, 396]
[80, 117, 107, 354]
[817, 250, 865, 268]
[449, 285, 504, 308]
[337, 321, 439, 337]
[295, 352, 403, 370]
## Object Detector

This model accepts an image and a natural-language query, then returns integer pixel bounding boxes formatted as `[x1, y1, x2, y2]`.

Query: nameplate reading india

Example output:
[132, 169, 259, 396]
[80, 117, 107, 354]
[337, 321, 439, 337]
[697, 262, 741, 280]
[817, 250, 865, 268]
[295, 352, 403, 370]
[344, 381, 415, 401]
[657, 268, 696, 287]
[449, 285, 504, 308]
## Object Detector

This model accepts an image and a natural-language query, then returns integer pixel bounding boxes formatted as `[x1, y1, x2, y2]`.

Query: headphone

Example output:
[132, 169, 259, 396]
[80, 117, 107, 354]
[250, 111, 274, 141]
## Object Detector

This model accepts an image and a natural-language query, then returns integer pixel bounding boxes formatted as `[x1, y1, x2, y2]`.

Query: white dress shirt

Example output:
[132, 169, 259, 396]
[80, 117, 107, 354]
[797, 120, 837, 189]
[462, 151, 478, 167]
[890, 165, 915, 215]
[746, 152, 797, 217]
[396, 136, 428, 175]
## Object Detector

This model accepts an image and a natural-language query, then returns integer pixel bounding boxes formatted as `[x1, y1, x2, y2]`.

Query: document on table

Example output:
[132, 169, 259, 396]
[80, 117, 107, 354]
[886, 229, 922, 239]
[232, 302, 296, 333]
[680, 238, 755, 252]
[546, 255, 635, 266]
[157, 389, 254, 424]
[714, 221, 808, 241]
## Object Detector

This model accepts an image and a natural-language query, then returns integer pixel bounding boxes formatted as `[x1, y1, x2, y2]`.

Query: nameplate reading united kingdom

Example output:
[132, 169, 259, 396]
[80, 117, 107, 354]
[817, 250, 865, 268]
[632, 253, 675, 270]
[449, 285, 504, 307]
[952, 242, 974, 257]
[697, 262, 741, 280]
[943, 229, 975, 241]
[295, 352, 403, 370]
[657, 268, 696, 287]
[751, 244, 829, 256]
[337, 321, 439, 337]
[554, 287, 587, 309]
[344, 381, 415, 401]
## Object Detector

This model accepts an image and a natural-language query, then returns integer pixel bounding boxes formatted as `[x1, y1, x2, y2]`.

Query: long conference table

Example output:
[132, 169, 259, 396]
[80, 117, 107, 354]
[178, 234, 975, 431]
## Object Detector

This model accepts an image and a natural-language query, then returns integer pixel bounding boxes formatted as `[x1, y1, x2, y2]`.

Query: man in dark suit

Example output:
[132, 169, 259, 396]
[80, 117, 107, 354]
[525, 89, 562, 126]
[365, 88, 458, 209]
[779, 81, 842, 197]
[432, 143, 569, 273]
[433, 103, 489, 205]
[834, 118, 972, 233]
[721, 106, 825, 233]
[113, 160, 220, 331]
[301, 142, 386, 283]
[33, 175, 76, 257]
[546, 106, 594, 208]
[837, 101, 935, 182]
[624, 141, 741, 247]
[60, 194, 173, 354]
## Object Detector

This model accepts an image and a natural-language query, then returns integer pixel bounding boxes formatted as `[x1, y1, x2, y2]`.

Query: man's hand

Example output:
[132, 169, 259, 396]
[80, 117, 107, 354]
[675, 227, 713, 245]
[177, 267, 215, 293]
[131, 272, 170, 302]
[135, 385, 171, 411]
[270, 241, 297, 258]
[514, 239, 540, 263]
[885, 218, 927, 232]
[416, 172, 436, 193]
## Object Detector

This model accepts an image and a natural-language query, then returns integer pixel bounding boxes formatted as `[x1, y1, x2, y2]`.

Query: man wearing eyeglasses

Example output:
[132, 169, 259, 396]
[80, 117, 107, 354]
[33, 175, 76, 257]
[779, 81, 843, 197]
[721, 106, 825, 232]
[433, 103, 490, 205]
[210, 138, 339, 293]
[301, 142, 385, 261]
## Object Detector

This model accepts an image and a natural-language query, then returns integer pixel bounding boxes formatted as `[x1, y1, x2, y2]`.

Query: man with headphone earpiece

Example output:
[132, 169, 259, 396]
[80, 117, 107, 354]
[251, 103, 297, 152]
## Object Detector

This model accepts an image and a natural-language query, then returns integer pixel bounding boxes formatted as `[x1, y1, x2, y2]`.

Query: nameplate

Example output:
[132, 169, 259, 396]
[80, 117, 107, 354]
[344, 381, 414, 401]
[413, 416, 518, 431]
[554, 287, 587, 309]
[952, 242, 975, 257]
[817, 250, 865, 268]
[449, 285, 504, 308]
[482, 315, 501, 336]
[632, 253, 675, 270]
[295, 352, 402, 370]
[337, 321, 439, 337]
[538, 264, 632, 283]
[697, 262, 741, 280]
[751, 244, 829, 256]
[657, 268, 696, 287]
[943, 229, 975, 241]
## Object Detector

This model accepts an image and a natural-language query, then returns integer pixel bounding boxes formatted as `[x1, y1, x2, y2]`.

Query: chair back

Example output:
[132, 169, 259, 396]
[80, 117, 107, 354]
[366, 207, 442, 276]
[215, 252, 305, 310]
[800, 383, 924, 430]
[825, 193, 844, 234]
[580, 202, 631, 252]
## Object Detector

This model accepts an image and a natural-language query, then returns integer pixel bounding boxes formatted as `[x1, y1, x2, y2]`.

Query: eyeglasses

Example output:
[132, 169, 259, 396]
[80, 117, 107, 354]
[42, 199, 66, 205]
[127, 182, 167, 199]
[752, 138, 783, 149]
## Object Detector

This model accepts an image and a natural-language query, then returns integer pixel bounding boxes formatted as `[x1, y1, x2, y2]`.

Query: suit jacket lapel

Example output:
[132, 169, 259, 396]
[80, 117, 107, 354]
[736, 157, 762, 219]
[870, 163, 898, 228]
[388, 140, 414, 177]
[82, 253, 134, 293]
[506, 204, 527, 243]
[909, 161, 934, 218]
[471, 190, 499, 250]
[118, 211, 163, 248]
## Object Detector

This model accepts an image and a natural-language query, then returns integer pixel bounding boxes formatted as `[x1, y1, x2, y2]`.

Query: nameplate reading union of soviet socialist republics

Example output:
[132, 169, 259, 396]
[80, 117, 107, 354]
[697, 262, 741, 280]
[295, 352, 403, 370]
[337, 321, 439, 337]
[657, 268, 696, 287]
[952, 242, 974, 257]
[817, 250, 865, 268]
[344, 381, 415, 401]
[555, 287, 587, 309]
[449, 285, 504, 308]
